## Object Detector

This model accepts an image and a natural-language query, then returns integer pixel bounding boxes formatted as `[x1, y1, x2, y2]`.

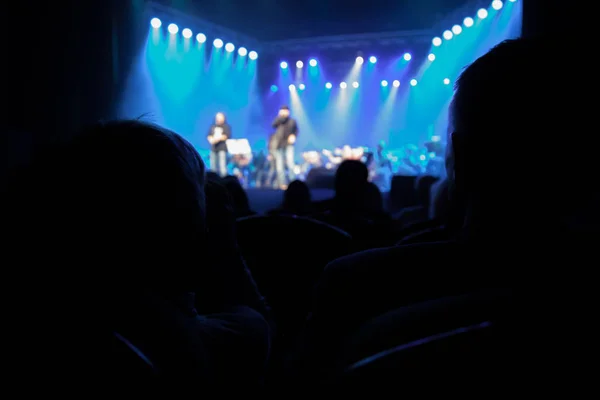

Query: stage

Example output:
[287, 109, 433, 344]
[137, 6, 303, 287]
[245, 187, 335, 214]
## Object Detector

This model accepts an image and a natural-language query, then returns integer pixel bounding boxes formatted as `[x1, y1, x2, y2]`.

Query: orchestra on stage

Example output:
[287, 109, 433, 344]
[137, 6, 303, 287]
[204, 108, 445, 190]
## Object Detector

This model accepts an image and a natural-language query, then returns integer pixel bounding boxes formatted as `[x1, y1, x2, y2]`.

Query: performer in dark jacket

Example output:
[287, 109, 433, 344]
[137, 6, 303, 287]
[271, 106, 299, 188]
[207, 112, 232, 177]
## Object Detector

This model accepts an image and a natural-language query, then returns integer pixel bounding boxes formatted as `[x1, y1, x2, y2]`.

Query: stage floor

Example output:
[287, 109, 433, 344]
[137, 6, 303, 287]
[245, 188, 335, 214]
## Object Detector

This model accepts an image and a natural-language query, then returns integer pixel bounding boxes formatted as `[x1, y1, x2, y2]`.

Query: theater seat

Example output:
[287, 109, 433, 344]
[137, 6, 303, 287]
[108, 331, 157, 382]
[333, 291, 513, 393]
[236, 215, 353, 337]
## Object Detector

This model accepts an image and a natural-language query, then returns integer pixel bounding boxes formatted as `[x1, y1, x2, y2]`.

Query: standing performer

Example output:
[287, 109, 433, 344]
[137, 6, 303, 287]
[271, 105, 299, 189]
[207, 112, 231, 177]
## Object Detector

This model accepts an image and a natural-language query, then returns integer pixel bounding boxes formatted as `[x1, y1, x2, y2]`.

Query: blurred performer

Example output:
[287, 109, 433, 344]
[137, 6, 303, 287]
[207, 112, 231, 177]
[370, 140, 394, 191]
[266, 132, 278, 188]
[271, 105, 299, 189]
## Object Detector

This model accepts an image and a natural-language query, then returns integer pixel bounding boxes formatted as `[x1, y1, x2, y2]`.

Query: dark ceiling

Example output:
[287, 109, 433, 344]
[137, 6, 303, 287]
[159, 0, 475, 40]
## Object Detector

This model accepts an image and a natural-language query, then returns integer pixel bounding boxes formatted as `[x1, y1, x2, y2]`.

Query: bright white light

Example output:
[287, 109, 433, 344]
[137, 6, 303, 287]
[443, 30, 453, 40]
[369, 56, 377, 64]
[150, 18, 161, 29]
[167, 23, 178, 34]
[443, 78, 450, 85]
[492, 0, 503, 10]
[355, 56, 364, 65]
[325, 82, 332, 89]
[404, 53, 412, 61]
[381, 80, 388, 87]
[464, 17, 474, 27]
[309, 59, 317, 67]
[477, 8, 488, 18]
[432, 37, 442, 47]
[352, 82, 359, 88]
[213, 38, 223, 48]
[340, 82, 347, 89]
[452, 25, 462, 35]
[280, 61, 288, 69]
[225, 42, 235, 52]
[289, 84, 296, 91]
[428, 53, 436, 61]
[238, 47, 247, 56]
[296, 60, 304, 68]
[509, 0, 516, 2]
[196, 33, 206, 43]
[248, 51, 258, 60]
[410, 79, 418, 86]
[392, 80, 400, 87]
[298, 84, 305, 90]
[182, 28, 192, 39]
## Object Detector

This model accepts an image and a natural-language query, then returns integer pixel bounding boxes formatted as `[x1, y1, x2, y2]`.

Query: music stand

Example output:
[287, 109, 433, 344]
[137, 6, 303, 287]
[226, 139, 252, 155]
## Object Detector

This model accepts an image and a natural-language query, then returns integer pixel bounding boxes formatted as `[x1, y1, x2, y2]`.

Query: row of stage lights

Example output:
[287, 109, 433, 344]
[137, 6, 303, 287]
[432, 0, 515, 46]
[278, 0, 515, 70]
[271, 77, 452, 93]
[280, 54, 412, 70]
[149, 18, 259, 60]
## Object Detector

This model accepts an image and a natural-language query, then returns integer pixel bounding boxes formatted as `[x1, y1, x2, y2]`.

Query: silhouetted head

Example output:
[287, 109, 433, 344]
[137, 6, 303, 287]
[283, 180, 311, 215]
[364, 182, 384, 214]
[206, 170, 221, 183]
[9, 120, 207, 291]
[448, 38, 590, 235]
[222, 175, 253, 217]
[334, 160, 369, 207]
[215, 112, 225, 125]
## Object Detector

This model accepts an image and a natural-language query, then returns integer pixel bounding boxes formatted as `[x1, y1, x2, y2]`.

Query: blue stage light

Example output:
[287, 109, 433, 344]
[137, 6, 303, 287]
[167, 23, 178, 34]
[150, 18, 161, 28]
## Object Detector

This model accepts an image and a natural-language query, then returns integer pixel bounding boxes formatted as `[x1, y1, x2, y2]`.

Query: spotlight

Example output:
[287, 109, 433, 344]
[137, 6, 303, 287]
[296, 60, 304, 68]
[213, 38, 223, 48]
[369, 56, 377, 64]
[477, 8, 488, 18]
[167, 23, 178, 34]
[355, 56, 364, 65]
[248, 51, 258, 60]
[428, 53, 436, 61]
[352, 82, 359, 88]
[309, 59, 317, 67]
[443, 30, 453, 40]
[432, 37, 442, 46]
[150, 18, 161, 28]
[238, 47, 247, 56]
[452, 25, 462, 35]
[325, 82, 332, 89]
[404, 53, 412, 61]
[196, 33, 206, 43]
[381, 80, 388, 87]
[443, 78, 450, 85]
[225, 43, 235, 52]
[464, 17, 474, 27]
[182, 28, 192, 39]
[392, 80, 400, 87]
[410, 79, 418, 86]
[289, 84, 296, 91]
[509, 0, 516, 2]
[280, 61, 288, 69]
[340, 82, 347, 88]
[298, 84, 306, 90]
[270, 85, 278, 92]
[492, 0, 503, 10]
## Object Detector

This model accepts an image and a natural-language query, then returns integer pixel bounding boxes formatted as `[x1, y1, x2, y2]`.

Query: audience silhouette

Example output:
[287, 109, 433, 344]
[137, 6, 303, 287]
[4, 36, 591, 393]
